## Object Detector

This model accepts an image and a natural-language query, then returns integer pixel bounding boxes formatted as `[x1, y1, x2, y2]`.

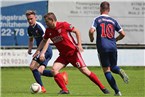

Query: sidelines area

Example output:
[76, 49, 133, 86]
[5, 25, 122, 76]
[0, 49, 144, 67]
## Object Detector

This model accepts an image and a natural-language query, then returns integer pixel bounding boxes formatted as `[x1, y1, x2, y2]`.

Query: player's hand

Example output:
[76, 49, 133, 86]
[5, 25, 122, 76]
[77, 44, 84, 52]
[89, 28, 95, 42]
[28, 49, 32, 55]
[39, 53, 46, 62]
[33, 50, 40, 58]
[90, 37, 94, 42]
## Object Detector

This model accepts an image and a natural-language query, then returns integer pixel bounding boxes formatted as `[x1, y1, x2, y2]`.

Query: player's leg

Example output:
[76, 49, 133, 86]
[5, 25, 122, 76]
[71, 52, 109, 94]
[37, 65, 49, 93]
[38, 59, 53, 77]
[39, 65, 53, 77]
[38, 64, 68, 85]
[38, 48, 53, 77]
[33, 50, 52, 93]
[37, 55, 68, 93]
[60, 71, 68, 85]
[51, 61, 69, 94]
[99, 52, 121, 95]
[29, 60, 44, 92]
[110, 52, 129, 84]
[31, 54, 50, 93]
[38, 50, 68, 85]
[103, 67, 121, 95]
[110, 51, 120, 74]
[78, 66, 109, 94]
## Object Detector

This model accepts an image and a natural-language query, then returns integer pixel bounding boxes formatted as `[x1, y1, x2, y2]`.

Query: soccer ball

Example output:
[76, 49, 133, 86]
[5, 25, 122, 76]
[30, 83, 41, 94]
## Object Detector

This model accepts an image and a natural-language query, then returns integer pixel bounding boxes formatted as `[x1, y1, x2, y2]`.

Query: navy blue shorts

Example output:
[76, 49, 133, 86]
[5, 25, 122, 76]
[33, 46, 52, 67]
[98, 51, 117, 67]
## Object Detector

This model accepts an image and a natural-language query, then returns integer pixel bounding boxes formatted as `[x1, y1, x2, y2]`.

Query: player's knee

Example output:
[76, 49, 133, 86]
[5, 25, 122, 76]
[51, 68, 59, 75]
[29, 64, 38, 71]
[38, 66, 45, 74]
[38, 70, 43, 74]
[103, 67, 110, 73]
[79, 67, 91, 76]
[29, 65, 35, 71]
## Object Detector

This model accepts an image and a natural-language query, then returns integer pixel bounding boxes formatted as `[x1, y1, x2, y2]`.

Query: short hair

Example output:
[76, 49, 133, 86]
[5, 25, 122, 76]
[25, 10, 36, 16]
[100, 1, 110, 12]
[44, 12, 57, 21]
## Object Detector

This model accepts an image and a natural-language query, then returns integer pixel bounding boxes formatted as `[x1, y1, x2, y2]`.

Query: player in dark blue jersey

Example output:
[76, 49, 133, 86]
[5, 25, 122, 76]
[25, 10, 68, 93]
[89, 1, 129, 96]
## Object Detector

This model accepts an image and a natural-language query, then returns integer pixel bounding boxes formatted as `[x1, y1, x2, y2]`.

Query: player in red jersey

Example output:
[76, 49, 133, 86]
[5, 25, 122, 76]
[25, 10, 68, 93]
[33, 12, 109, 94]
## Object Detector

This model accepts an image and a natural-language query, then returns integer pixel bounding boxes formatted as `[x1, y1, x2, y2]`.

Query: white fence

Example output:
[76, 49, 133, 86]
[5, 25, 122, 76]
[0, 49, 144, 67]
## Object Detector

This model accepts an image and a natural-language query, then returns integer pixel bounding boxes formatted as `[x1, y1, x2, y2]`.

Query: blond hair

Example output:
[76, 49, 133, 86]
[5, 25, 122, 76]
[25, 10, 36, 16]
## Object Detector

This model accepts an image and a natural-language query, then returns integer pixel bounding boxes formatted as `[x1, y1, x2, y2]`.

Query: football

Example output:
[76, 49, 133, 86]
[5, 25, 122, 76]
[30, 83, 41, 94]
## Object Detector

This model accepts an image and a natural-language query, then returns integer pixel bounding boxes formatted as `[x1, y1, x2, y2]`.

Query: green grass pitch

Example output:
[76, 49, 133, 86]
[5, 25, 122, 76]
[1, 67, 145, 97]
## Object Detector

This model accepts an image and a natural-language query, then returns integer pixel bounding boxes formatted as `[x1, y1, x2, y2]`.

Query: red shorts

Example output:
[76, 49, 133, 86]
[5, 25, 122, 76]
[55, 51, 86, 68]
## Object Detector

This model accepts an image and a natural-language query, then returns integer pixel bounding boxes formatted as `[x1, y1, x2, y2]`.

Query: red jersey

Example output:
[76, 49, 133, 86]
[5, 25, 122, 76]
[44, 22, 78, 57]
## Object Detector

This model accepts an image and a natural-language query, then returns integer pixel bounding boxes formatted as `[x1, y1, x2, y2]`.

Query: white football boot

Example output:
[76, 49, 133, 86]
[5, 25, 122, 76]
[120, 69, 129, 84]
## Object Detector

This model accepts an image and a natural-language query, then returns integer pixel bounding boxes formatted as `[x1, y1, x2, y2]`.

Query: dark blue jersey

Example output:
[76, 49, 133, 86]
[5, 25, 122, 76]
[27, 22, 52, 54]
[27, 22, 52, 66]
[28, 22, 46, 47]
[91, 14, 122, 53]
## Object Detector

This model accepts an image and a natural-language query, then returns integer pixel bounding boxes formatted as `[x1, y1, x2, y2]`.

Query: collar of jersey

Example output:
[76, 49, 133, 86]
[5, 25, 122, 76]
[32, 23, 37, 28]
[101, 14, 110, 17]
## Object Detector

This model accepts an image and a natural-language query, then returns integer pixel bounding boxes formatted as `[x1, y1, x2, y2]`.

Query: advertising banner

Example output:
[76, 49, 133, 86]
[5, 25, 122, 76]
[1, 0, 48, 46]
[0, 49, 144, 67]
[48, 0, 145, 44]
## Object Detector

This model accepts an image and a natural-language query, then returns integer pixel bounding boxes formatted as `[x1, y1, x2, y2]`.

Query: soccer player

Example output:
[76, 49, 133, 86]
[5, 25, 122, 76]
[25, 10, 68, 93]
[89, 1, 129, 96]
[33, 12, 110, 94]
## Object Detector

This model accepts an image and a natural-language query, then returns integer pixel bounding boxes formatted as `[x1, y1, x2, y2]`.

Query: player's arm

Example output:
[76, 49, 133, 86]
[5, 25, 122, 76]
[89, 18, 97, 42]
[28, 37, 34, 55]
[39, 39, 50, 61]
[89, 27, 95, 42]
[33, 38, 48, 58]
[116, 30, 125, 42]
[72, 28, 84, 52]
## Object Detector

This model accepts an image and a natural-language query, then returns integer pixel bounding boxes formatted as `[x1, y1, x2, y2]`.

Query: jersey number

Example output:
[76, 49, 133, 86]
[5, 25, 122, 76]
[100, 23, 114, 39]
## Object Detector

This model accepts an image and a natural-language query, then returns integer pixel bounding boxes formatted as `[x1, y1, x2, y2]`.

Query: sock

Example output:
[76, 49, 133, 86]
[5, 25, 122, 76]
[111, 66, 120, 74]
[32, 69, 43, 86]
[54, 73, 68, 91]
[89, 72, 105, 90]
[105, 72, 119, 94]
[42, 70, 53, 77]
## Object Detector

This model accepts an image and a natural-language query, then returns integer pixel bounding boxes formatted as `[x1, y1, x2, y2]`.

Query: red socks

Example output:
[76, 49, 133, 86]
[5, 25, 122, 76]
[54, 73, 68, 91]
[54, 72, 105, 91]
[89, 72, 105, 90]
